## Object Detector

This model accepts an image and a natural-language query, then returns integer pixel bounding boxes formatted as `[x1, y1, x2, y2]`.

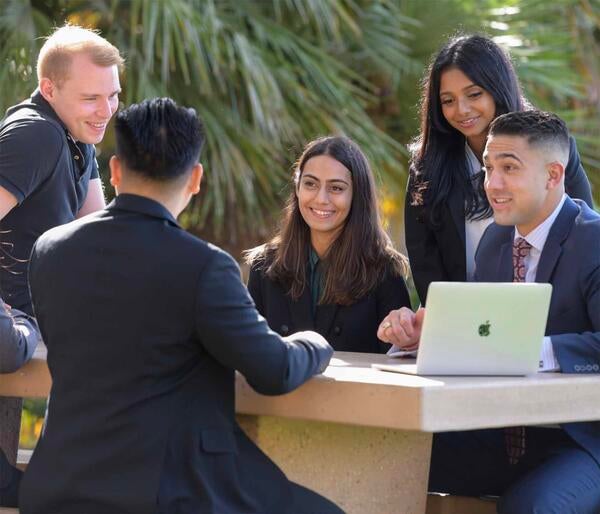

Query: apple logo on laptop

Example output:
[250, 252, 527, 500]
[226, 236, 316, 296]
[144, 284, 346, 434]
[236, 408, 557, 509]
[478, 321, 491, 337]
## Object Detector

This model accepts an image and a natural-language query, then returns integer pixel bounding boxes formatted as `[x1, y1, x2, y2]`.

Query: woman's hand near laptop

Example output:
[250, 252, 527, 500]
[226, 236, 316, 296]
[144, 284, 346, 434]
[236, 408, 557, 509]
[378, 307, 426, 351]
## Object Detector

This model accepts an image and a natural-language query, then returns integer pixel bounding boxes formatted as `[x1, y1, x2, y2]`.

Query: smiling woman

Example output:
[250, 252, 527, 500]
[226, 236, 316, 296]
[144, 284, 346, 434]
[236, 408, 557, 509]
[296, 154, 353, 257]
[404, 34, 594, 306]
[245, 136, 411, 354]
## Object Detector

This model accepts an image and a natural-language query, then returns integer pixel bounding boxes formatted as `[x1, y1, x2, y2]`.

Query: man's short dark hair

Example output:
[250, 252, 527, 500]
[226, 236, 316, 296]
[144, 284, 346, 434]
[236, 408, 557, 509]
[114, 97, 204, 181]
[488, 110, 570, 158]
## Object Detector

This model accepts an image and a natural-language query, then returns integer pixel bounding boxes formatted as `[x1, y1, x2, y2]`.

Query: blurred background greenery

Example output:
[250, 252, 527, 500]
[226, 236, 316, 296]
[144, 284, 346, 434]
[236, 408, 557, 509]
[2, 0, 599, 449]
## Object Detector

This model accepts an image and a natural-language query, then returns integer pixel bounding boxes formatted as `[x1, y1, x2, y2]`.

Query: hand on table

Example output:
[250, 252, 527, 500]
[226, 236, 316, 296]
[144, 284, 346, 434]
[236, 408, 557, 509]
[377, 307, 425, 351]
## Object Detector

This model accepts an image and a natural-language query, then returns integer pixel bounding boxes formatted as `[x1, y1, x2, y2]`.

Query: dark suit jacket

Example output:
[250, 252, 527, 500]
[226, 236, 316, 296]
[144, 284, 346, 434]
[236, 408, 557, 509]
[475, 196, 600, 466]
[248, 258, 411, 353]
[406, 136, 594, 305]
[20, 194, 333, 514]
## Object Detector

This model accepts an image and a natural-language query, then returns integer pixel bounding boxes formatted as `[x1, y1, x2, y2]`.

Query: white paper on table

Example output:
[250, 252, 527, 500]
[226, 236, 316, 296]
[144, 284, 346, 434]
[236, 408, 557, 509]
[386, 346, 418, 358]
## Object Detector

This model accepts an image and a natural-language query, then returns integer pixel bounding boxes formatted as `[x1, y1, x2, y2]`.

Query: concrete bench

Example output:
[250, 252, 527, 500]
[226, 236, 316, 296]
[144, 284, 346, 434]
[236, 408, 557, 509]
[4, 348, 600, 513]
[426, 493, 497, 514]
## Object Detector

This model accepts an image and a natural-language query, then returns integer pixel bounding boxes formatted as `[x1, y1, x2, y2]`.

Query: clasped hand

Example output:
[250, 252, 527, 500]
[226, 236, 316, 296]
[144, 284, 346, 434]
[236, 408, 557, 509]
[377, 307, 426, 351]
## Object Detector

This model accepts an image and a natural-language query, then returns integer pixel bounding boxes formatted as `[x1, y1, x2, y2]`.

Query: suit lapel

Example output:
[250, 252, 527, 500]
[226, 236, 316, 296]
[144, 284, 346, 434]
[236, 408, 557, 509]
[497, 237, 514, 282]
[535, 198, 579, 283]
[289, 285, 315, 330]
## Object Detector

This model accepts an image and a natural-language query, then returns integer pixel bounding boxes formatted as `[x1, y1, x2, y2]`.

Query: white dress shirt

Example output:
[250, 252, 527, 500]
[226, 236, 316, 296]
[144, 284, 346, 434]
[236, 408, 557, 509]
[464, 143, 493, 281]
[514, 194, 567, 372]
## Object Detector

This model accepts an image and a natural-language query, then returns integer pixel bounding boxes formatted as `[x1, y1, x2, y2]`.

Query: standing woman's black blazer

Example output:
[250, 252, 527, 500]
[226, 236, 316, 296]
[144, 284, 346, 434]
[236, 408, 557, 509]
[405, 136, 594, 305]
[248, 258, 411, 353]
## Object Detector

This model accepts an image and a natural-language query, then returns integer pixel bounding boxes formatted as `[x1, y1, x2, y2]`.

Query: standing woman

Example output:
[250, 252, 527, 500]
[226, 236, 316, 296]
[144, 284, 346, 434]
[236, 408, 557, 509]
[246, 136, 410, 353]
[406, 34, 594, 304]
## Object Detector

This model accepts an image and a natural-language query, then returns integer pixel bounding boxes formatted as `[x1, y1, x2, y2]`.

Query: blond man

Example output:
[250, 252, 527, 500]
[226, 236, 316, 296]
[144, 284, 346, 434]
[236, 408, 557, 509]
[0, 24, 123, 507]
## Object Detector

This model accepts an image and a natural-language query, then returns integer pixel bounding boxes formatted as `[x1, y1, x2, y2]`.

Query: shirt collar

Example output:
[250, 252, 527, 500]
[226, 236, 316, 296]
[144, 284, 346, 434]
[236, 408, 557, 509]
[514, 194, 567, 252]
[29, 89, 89, 173]
[308, 247, 320, 270]
[30, 88, 68, 131]
[107, 194, 181, 228]
[465, 141, 482, 176]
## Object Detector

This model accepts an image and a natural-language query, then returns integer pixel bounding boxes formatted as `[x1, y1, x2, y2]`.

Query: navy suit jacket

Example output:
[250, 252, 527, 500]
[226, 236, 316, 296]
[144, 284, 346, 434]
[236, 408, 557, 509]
[475, 197, 600, 465]
[20, 194, 333, 514]
[406, 136, 594, 305]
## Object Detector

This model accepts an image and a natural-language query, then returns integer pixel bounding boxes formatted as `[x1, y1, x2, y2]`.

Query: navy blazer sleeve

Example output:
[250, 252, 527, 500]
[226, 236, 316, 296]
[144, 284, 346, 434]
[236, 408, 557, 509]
[564, 135, 594, 209]
[0, 302, 39, 373]
[195, 248, 333, 395]
[552, 251, 600, 373]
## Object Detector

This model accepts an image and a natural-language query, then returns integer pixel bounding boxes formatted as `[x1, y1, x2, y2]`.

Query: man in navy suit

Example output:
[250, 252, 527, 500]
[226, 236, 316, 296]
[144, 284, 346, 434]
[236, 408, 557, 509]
[20, 98, 344, 514]
[379, 110, 600, 513]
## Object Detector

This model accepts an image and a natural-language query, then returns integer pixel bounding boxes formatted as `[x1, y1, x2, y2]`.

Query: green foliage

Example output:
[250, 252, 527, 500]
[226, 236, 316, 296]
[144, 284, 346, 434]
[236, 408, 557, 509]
[1, 0, 598, 249]
[490, 0, 600, 192]
[105, 0, 417, 241]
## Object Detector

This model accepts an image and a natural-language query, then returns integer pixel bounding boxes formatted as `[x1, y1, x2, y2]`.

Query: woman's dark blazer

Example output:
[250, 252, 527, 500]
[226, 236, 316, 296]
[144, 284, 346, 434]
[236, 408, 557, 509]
[405, 135, 594, 305]
[248, 258, 411, 354]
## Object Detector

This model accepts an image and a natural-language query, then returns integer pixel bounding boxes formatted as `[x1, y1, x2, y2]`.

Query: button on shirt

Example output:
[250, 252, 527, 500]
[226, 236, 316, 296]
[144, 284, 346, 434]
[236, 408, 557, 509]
[0, 89, 99, 314]
[514, 194, 567, 372]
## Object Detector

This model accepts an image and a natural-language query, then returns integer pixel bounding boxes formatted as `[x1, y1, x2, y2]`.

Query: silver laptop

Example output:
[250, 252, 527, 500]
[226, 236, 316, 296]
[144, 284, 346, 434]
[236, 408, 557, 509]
[373, 282, 552, 376]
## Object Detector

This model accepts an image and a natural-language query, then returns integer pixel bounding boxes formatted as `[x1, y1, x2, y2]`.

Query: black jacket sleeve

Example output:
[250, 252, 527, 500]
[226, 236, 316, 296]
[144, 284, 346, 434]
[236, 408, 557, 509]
[195, 248, 332, 396]
[565, 135, 594, 208]
[404, 176, 449, 305]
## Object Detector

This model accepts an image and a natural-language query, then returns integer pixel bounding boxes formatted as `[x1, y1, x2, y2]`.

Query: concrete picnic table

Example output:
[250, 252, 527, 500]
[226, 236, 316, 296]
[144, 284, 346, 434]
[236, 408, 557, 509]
[3, 347, 600, 513]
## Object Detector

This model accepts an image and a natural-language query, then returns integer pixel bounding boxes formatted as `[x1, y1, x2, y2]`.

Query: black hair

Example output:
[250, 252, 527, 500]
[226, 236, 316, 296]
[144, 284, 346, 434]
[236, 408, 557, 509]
[114, 97, 204, 181]
[411, 34, 526, 226]
[488, 110, 570, 156]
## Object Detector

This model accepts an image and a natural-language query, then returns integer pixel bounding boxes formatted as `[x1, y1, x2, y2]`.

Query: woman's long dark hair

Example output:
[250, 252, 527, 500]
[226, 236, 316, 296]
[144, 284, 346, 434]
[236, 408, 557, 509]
[411, 34, 526, 226]
[246, 136, 407, 306]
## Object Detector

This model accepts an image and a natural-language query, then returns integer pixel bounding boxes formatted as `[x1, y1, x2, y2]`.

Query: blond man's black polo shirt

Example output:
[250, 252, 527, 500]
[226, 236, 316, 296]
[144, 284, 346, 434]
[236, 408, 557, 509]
[0, 90, 99, 315]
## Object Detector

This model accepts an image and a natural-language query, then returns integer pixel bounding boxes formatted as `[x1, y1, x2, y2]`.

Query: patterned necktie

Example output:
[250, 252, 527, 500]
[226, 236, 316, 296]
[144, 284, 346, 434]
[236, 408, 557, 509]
[505, 236, 532, 465]
[513, 237, 532, 282]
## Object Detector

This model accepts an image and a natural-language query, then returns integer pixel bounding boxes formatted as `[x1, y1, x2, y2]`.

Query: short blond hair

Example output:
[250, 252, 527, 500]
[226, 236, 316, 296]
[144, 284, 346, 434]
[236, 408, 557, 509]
[37, 24, 124, 85]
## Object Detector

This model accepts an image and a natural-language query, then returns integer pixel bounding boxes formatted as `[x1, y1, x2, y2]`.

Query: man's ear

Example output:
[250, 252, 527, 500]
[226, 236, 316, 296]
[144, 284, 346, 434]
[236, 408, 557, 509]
[187, 163, 203, 196]
[109, 155, 122, 193]
[546, 161, 565, 190]
[39, 77, 56, 102]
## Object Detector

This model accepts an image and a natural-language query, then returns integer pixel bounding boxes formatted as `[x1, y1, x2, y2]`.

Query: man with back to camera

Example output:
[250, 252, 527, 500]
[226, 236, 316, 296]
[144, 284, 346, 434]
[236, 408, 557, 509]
[0, 24, 123, 506]
[379, 110, 600, 513]
[19, 97, 344, 514]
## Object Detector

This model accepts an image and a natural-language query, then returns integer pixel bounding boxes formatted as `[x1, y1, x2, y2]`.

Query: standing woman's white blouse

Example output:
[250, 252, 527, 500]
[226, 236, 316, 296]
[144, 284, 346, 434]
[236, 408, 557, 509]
[464, 143, 494, 281]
